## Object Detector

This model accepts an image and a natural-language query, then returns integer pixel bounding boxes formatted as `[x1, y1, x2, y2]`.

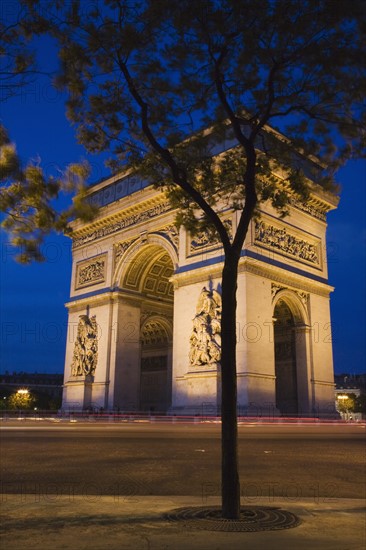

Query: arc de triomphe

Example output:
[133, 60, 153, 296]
[62, 152, 338, 417]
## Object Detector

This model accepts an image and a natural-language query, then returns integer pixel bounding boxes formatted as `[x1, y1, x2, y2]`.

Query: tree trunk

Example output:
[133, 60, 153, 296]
[220, 250, 241, 519]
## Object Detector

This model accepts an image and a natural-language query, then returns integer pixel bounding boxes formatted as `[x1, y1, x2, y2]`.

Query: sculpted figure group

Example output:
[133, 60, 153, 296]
[71, 315, 98, 376]
[255, 221, 318, 264]
[189, 287, 222, 367]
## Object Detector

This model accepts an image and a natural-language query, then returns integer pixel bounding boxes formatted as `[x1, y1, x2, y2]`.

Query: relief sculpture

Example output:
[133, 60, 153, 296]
[189, 287, 222, 367]
[75, 254, 107, 289]
[255, 220, 319, 265]
[71, 315, 98, 376]
[78, 259, 105, 286]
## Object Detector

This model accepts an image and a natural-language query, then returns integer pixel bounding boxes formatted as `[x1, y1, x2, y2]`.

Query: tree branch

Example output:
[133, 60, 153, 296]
[114, 54, 231, 251]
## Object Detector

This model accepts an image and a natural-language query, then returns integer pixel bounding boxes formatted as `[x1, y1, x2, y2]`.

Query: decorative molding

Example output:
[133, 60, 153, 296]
[254, 219, 320, 267]
[140, 311, 170, 325]
[171, 254, 332, 297]
[157, 224, 179, 252]
[258, 172, 337, 220]
[241, 256, 332, 295]
[122, 247, 174, 299]
[236, 372, 276, 380]
[141, 319, 171, 346]
[72, 201, 172, 248]
[271, 283, 309, 308]
[71, 315, 98, 377]
[66, 291, 117, 312]
[171, 264, 223, 289]
[296, 291, 309, 307]
[114, 238, 137, 263]
[177, 370, 218, 380]
[290, 197, 327, 221]
[113, 224, 178, 271]
[271, 283, 284, 300]
[311, 379, 336, 387]
[75, 254, 107, 290]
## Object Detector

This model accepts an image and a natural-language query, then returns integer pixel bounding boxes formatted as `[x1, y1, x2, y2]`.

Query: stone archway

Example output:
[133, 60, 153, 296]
[272, 290, 311, 416]
[140, 316, 172, 411]
[273, 299, 298, 415]
[114, 243, 174, 412]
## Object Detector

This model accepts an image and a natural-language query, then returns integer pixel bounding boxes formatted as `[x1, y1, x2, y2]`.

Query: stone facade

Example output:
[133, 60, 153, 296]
[62, 166, 338, 417]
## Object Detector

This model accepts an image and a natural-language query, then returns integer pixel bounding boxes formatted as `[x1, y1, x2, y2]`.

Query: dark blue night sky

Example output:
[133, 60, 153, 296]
[0, 33, 365, 376]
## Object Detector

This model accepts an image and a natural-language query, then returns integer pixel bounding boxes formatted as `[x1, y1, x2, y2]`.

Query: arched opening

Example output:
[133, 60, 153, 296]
[140, 317, 172, 411]
[273, 299, 298, 415]
[119, 244, 174, 412]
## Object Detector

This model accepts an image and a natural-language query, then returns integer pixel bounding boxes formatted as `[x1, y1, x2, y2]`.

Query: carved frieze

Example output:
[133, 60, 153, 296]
[189, 287, 222, 367]
[75, 254, 107, 290]
[158, 224, 179, 251]
[113, 225, 178, 268]
[289, 197, 327, 221]
[255, 220, 320, 266]
[114, 239, 137, 263]
[141, 319, 170, 346]
[71, 315, 98, 377]
[72, 201, 171, 248]
[140, 311, 170, 325]
[296, 291, 309, 307]
[188, 219, 232, 256]
[271, 283, 284, 300]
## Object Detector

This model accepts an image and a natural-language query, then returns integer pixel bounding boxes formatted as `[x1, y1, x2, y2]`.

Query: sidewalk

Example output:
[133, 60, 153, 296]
[1, 494, 365, 550]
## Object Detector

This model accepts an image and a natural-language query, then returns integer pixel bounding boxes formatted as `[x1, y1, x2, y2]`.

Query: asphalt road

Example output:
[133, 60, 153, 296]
[1, 421, 365, 503]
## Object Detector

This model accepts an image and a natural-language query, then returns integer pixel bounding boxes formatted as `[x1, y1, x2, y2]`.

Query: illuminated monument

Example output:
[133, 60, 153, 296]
[62, 144, 338, 417]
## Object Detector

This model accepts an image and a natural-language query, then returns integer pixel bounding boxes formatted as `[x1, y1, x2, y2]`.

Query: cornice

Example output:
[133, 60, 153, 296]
[176, 371, 219, 380]
[311, 379, 336, 387]
[66, 287, 174, 312]
[172, 255, 333, 297]
[171, 264, 223, 288]
[291, 186, 338, 220]
[241, 257, 333, 296]
[72, 193, 173, 249]
[237, 371, 276, 380]
[65, 291, 116, 311]
[258, 172, 338, 220]
[69, 165, 337, 252]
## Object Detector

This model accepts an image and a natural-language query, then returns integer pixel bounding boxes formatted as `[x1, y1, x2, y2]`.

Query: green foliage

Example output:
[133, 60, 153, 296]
[18, 0, 364, 251]
[7, 390, 36, 410]
[0, 10, 35, 101]
[3, 1, 364, 259]
[337, 393, 357, 414]
[0, 125, 97, 262]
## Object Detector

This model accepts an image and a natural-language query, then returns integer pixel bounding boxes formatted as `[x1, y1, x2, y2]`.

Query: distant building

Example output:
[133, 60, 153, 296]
[334, 373, 366, 392]
[334, 373, 365, 421]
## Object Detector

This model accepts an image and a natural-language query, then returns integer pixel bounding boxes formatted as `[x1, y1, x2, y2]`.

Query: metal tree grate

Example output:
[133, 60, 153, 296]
[164, 506, 301, 532]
